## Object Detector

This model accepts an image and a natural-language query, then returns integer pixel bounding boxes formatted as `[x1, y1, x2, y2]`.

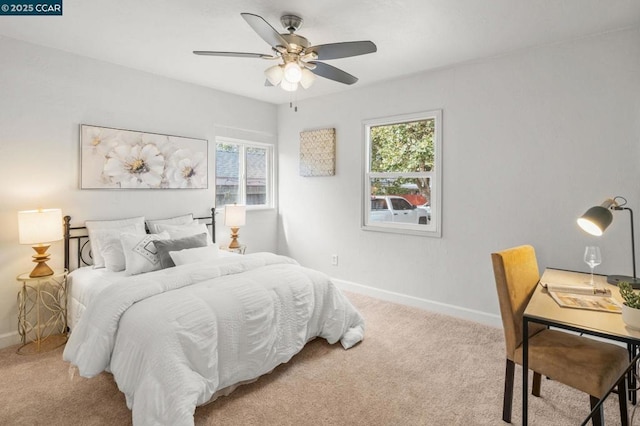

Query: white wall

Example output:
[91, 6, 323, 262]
[0, 36, 278, 347]
[277, 28, 640, 326]
[2, 27, 638, 349]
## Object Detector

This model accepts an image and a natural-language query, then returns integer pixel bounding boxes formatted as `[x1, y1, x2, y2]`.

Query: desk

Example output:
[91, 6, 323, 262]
[522, 269, 640, 425]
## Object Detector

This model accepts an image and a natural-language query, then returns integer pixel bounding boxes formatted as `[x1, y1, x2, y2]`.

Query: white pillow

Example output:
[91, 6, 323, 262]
[120, 232, 170, 276]
[146, 214, 194, 234]
[154, 222, 213, 245]
[85, 217, 146, 268]
[98, 230, 135, 272]
[169, 245, 219, 266]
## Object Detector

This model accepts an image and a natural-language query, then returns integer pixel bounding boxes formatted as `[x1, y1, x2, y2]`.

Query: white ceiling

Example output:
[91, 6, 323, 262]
[2, 0, 639, 105]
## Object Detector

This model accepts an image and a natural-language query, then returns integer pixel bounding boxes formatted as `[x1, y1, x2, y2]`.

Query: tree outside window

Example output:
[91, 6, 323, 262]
[363, 110, 442, 237]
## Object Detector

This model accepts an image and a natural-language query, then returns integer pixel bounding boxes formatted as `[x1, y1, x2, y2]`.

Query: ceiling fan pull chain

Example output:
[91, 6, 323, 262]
[289, 90, 299, 112]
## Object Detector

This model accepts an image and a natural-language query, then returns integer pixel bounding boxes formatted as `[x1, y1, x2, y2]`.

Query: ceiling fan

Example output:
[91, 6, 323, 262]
[193, 13, 377, 92]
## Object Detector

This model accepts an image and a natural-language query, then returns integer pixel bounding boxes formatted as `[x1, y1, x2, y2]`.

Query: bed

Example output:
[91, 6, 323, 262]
[61, 210, 365, 426]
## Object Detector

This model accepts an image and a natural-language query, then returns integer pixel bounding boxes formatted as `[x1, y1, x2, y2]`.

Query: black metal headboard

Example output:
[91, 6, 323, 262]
[63, 208, 217, 271]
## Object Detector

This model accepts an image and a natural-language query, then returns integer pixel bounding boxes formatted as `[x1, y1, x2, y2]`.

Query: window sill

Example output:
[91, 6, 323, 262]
[361, 223, 441, 238]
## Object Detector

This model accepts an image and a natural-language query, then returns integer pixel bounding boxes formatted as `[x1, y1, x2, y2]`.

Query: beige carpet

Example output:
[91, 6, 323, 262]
[0, 292, 631, 425]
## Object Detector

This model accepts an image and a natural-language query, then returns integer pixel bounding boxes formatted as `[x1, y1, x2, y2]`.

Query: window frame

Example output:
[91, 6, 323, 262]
[362, 110, 442, 237]
[214, 136, 275, 210]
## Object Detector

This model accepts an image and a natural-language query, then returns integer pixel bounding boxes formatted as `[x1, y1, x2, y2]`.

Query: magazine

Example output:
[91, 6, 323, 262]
[540, 268, 622, 313]
[547, 291, 622, 313]
[545, 283, 610, 296]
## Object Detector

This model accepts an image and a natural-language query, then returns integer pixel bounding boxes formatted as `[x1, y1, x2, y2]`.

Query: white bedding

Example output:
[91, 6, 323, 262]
[63, 252, 365, 426]
[66, 250, 239, 330]
[67, 266, 126, 330]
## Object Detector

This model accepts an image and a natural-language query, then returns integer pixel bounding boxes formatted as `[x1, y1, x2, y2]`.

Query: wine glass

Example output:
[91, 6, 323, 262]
[584, 246, 602, 287]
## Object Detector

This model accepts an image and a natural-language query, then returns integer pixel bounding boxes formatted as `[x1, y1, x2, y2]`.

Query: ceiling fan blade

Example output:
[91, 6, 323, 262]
[307, 41, 377, 60]
[241, 13, 289, 49]
[193, 51, 274, 59]
[309, 62, 358, 85]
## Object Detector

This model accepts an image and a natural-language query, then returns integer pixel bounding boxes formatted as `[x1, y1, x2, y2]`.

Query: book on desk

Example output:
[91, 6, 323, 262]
[540, 268, 622, 313]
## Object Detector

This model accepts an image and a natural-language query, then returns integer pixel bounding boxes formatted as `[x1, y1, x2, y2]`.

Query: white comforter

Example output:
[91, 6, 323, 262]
[63, 253, 365, 426]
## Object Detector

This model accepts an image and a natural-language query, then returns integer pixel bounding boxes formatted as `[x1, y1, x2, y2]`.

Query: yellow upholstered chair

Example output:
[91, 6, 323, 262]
[492, 245, 629, 425]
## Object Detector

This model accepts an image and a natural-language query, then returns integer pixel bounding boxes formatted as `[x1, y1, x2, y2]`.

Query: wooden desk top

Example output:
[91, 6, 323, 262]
[525, 268, 640, 343]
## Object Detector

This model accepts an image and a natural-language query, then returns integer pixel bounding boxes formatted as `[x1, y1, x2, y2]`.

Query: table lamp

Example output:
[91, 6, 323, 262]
[224, 204, 246, 249]
[577, 196, 640, 288]
[18, 208, 63, 277]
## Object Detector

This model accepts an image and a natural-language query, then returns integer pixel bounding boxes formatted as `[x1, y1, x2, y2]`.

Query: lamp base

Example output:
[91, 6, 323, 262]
[29, 244, 54, 278]
[228, 227, 240, 249]
[607, 275, 640, 290]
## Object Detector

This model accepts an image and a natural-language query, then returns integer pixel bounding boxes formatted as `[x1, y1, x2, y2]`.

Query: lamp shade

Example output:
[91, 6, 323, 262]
[577, 205, 614, 236]
[300, 67, 316, 89]
[18, 209, 63, 245]
[264, 65, 283, 86]
[224, 204, 246, 227]
[283, 62, 302, 83]
[280, 79, 299, 92]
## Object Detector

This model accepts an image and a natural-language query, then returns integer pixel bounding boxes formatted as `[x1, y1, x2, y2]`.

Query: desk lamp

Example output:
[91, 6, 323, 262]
[18, 208, 63, 277]
[577, 196, 640, 288]
[224, 204, 246, 249]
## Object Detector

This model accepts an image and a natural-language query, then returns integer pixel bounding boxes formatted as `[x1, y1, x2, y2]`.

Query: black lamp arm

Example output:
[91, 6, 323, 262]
[614, 206, 637, 280]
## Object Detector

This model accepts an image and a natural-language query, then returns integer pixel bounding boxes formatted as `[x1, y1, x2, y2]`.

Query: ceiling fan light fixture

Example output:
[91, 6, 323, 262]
[300, 67, 316, 89]
[195, 13, 377, 92]
[264, 65, 283, 85]
[283, 62, 303, 83]
[280, 79, 299, 92]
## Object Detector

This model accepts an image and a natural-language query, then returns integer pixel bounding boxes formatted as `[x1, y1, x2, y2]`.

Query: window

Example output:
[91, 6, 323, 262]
[363, 110, 442, 236]
[215, 137, 274, 208]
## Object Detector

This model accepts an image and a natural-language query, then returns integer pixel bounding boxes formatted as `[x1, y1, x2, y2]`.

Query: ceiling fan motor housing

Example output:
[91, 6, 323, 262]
[281, 34, 309, 54]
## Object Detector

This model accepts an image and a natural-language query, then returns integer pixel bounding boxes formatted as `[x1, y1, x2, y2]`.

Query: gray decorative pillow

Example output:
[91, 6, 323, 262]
[154, 233, 208, 269]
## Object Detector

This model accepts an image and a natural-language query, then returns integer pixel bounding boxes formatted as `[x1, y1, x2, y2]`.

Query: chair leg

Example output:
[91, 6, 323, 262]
[503, 359, 515, 423]
[619, 377, 629, 426]
[589, 396, 604, 426]
[532, 372, 541, 397]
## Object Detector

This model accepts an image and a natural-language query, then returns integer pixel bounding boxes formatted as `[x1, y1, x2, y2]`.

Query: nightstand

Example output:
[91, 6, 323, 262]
[221, 245, 246, 255]
[16, 269, 68, 354]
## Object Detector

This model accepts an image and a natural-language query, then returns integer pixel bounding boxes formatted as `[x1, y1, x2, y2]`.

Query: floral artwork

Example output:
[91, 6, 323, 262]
[80, 125, 208, 189]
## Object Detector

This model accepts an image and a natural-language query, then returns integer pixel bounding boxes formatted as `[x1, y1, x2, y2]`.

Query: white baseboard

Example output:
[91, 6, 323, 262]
[0, 331, 21, 350]
[333, 278, 502, 329]
[0, 280, 502, 350]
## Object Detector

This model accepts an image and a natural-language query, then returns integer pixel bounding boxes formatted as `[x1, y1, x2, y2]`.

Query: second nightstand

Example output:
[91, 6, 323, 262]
[221, 245, 246, 255]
